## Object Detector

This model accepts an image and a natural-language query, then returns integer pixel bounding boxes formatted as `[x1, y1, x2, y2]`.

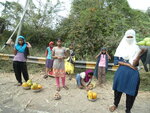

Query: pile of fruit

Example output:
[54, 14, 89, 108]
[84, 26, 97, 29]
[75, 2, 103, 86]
[31, 83, 42, 91]
[22, 80, 33, 89]
[87, 90, 97, 101]
[22, 80, 42, 92]
[137, 37, 150, 46]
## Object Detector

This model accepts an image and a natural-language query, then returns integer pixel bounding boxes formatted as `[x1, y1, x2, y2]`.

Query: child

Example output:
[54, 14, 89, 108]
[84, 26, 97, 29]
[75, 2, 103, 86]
[94, 48, 111, 86]
[13, 36, 31, 86]
[52, 38, 68, 91]
[65, 44, 75, 80]
[43, 41, 54, 79]
[76, 69, 93, 90]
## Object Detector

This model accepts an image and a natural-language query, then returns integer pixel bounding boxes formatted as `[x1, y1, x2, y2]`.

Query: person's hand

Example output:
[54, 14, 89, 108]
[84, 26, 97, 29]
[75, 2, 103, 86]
[86, 86, 90, 91]
[26, 42, 32, 48]
[58, 57, 64, 61]
[128, 64, 137, 70]
[108, 56, 111, 60]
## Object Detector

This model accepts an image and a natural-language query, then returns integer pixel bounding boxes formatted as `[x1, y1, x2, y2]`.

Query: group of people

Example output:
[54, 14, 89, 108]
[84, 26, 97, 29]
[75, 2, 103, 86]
[12, 29, 147, 113]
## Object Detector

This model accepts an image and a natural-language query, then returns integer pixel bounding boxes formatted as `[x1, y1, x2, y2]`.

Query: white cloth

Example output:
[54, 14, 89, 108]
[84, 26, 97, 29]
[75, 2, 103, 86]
[80, 72, 86, 79]
[114, 29, 141, 65]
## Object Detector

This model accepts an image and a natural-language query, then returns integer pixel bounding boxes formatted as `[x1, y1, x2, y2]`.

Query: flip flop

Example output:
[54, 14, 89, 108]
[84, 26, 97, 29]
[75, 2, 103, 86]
[63, 86, 69, 90]
[43, 75, 48, 79]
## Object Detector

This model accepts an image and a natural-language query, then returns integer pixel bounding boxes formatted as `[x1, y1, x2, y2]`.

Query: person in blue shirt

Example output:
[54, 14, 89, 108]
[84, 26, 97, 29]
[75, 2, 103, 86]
[109, 29, 147, 113]
[43, 41, 54, 79]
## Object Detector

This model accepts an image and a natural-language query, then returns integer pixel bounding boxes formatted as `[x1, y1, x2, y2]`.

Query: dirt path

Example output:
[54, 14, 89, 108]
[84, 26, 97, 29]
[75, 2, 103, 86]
[0, 73, 150, 113]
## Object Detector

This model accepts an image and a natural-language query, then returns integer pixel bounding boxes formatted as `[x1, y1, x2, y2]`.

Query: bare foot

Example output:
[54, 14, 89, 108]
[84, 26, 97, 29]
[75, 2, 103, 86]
[109, 105, 117, 112]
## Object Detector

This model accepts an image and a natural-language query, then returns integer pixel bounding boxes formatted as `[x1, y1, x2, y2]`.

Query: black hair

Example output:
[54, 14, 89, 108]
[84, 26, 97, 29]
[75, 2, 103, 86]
[57, 38, 62, 42]
[88, 72, 93, 76]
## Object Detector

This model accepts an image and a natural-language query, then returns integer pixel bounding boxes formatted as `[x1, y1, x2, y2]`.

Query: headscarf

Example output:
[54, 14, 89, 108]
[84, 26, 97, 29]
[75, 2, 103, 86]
[49, 41, 54, 50]
[15, 36, 27, 53]
[114, 29, 141, 65]
[84, 69, 93, 82]
[49, 41, 54, 46]
[101, 47, 106, 51]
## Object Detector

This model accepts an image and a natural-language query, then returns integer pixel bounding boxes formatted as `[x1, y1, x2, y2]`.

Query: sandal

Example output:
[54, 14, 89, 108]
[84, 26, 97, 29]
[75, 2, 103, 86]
[109, 105, 117, 112]
[15, 83, 22, 86]
[63, 86, 69, 90]
[56, 87, 60, 91]
[43, 75, 48, 79]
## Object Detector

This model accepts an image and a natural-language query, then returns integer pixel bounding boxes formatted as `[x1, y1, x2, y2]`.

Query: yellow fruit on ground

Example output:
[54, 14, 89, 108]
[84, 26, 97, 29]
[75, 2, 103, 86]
[37, 84, 42, 89]
[88, 92, 93, 99]
[31, 83, 38, 90]
[22, 82, 28, 87]
[27, 80, 32, 83]
[27, 82, 32, 87]
[92, 92, 97, 99]
[87, 90, 92, 94]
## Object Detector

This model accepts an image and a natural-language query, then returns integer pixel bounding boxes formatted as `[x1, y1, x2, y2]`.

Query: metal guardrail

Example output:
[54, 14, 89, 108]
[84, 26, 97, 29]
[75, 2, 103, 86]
[0, 53, 118, 71]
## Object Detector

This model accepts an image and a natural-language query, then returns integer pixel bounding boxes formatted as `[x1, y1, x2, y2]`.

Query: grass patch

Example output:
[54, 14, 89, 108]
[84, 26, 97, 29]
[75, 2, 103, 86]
[139, 70, 150, 91]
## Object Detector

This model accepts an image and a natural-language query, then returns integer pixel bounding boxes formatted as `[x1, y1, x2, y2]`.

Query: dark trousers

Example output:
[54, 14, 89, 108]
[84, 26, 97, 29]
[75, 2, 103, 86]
[114, 90, 136, 113]
[13, 61, 29, 83]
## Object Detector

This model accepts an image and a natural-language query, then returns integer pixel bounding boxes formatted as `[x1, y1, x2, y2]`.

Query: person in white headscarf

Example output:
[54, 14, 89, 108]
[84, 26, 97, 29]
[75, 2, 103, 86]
[109, 29, 146, 113]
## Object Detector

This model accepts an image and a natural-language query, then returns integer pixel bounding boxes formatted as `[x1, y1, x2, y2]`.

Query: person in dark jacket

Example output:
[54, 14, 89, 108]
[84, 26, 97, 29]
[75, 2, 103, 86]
[94, 48, 111, 86]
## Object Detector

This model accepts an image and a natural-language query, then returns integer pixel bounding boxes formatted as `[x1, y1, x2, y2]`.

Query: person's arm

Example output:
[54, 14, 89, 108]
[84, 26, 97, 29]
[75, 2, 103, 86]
[118, 61, 137, 70]
[63, 50, 68, 59]
[132, 48, 147, 67]
[106, 52, 111, 60]
[52, 49, 58, 59]
[87, 78, 92, 86]
[45, 49, 48, 56]
[81, 79, 87, 87]
[14, 48, 17, 55]
[26, 42, 32, 48]
[59, 48, 68, 60]
[95, 52, 101, 59]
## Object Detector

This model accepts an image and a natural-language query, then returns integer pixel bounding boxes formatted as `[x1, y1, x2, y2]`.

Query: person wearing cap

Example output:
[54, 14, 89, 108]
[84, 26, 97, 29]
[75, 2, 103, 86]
[94, 47, 111, 86]
[43, 41, 54, 79]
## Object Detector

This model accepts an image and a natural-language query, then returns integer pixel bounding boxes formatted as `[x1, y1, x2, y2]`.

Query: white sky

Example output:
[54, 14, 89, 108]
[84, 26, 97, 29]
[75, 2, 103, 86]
[127, 0, 150, 11]
[0, 0, 150, 16]
[0, 0, 72, 18]
[0, 0, 150, 18]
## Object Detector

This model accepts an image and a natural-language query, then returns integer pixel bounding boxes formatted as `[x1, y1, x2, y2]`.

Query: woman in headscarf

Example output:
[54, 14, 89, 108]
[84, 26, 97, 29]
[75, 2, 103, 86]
[13, 36, 31, 86]
[109, 29, 146, 113]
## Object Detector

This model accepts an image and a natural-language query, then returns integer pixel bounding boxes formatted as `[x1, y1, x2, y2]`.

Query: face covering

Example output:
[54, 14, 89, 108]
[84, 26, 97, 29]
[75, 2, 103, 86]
[126, 38, 134, 44]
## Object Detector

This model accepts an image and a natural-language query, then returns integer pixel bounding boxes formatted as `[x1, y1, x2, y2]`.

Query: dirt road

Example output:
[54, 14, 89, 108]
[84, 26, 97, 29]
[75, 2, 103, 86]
[0, 73, 150, 113]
